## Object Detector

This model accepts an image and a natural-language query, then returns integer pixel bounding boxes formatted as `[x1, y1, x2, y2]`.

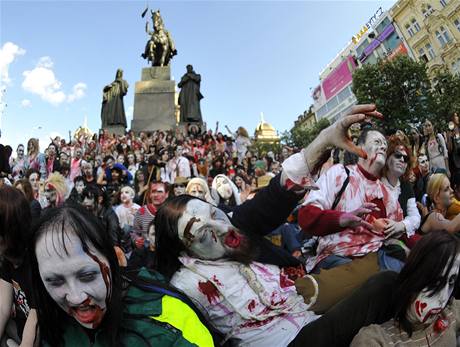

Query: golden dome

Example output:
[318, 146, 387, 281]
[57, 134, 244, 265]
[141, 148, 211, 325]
[254, 113, 279, 143]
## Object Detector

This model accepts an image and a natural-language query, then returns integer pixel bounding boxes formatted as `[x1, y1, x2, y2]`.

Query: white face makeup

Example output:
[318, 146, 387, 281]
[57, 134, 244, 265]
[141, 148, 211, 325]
[174, 185, 186, 196]
[418, 155, 430, 174]
[120, 187, 134, 204]
[44, 184, 57, 205]
[362, 131, 387, 171]
[17, 146, 24, 158]
[75, 181, 85, 195]
[36, 230, 111, 329]
[188, 183, 206, 199]
[215, 176, 233, 200]
[178, 199, 241, 259]
[408, 254, 460, 325]
[387, 146, 408, 178]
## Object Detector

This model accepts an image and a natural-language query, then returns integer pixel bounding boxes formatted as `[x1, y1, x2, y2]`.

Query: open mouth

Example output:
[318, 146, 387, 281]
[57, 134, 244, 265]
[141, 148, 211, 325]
[224, 229, 241, 248]
[70, 304, 104, 324]
[422, 308, 443, 323]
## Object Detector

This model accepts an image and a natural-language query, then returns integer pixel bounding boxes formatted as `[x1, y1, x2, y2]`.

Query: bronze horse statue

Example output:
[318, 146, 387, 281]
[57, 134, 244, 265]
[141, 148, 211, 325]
[141, 10, 177, 67]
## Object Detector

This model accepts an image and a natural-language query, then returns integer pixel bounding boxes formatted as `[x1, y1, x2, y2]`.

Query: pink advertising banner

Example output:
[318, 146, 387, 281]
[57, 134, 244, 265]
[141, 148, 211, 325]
[322, 55, 357, 101]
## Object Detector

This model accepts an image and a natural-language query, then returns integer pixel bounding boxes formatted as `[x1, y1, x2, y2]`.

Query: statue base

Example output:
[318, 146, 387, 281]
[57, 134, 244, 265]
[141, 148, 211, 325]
[131, 66, 176, 133]
[103, 125, 126, 136]
[175, 122, 207, 135]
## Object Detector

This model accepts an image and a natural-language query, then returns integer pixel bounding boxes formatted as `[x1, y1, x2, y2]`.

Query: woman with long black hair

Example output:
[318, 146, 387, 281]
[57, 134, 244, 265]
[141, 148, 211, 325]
[29, 204, 214, 346]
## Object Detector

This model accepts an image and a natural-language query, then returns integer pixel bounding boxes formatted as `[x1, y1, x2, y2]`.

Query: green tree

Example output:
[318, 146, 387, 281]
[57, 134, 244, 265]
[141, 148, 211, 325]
[431, 70, 460, 127]
[352, 55, 434, 133]
[283, 118, 330, 148]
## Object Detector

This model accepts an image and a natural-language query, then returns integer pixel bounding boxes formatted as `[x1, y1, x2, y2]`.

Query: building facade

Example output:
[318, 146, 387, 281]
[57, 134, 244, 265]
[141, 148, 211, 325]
[390, 0, 460, 76]
[312, 7, 411, 123]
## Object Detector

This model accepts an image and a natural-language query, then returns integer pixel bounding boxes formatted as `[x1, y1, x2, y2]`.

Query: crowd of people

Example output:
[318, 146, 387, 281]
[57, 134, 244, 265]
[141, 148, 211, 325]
[2, 106, 460, 346]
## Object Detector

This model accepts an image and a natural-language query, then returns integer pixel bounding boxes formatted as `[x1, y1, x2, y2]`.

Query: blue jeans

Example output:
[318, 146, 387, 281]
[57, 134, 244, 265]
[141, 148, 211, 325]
[313, 249, 404, 273]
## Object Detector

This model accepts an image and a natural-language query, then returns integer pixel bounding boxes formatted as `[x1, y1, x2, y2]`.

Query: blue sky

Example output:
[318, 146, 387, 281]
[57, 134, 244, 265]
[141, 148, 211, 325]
[1, 0, 394, 150]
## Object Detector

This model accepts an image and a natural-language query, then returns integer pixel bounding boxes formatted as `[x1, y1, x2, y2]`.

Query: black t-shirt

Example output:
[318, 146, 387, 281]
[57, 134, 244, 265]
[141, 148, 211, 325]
[0, 256, 36, 337]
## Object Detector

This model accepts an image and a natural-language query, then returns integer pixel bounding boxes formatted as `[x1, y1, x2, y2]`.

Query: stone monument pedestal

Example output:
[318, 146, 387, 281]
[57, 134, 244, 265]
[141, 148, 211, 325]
[131, 66, 176, 133]
[103, 125, 126, 136]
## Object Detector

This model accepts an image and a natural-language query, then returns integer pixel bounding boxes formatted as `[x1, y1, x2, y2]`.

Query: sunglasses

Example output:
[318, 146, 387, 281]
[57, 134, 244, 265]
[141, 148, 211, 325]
[393, 152, 409, 163]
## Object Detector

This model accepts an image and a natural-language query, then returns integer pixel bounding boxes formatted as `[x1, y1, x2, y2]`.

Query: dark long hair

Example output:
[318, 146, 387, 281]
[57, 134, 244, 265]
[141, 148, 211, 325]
[154, 194, 195, 279]
[393, 230, 460, 336]
[30, 204, 123, 346]
[0, 186, 32, 262]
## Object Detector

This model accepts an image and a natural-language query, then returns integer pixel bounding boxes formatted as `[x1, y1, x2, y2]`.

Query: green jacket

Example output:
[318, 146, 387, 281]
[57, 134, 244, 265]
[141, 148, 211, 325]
[45, 268, 214, 347]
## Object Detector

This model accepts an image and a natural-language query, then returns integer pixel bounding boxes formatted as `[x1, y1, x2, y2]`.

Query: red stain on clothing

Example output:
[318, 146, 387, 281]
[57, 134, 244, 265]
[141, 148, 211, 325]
[211, 275, 223, 287]
[279, 273, 295, 288]
[240, 316, 276, 328]
[247, 299, 256, 312]
[198, 281, 220, 304]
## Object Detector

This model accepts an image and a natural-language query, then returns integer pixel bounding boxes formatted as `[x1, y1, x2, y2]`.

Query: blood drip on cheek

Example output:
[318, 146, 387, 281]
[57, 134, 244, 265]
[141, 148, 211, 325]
[368, 153, 378, 168]
[86, 251, 112, 305]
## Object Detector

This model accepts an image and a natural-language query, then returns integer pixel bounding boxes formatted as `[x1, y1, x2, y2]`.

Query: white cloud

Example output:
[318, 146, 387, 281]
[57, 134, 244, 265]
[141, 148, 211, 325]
[0, 42, 25, 85]
[67, 82, 87, 102]
[37, 56, 53, 69]
[21, 56, 86, 106]
[21, 99, 31, 108]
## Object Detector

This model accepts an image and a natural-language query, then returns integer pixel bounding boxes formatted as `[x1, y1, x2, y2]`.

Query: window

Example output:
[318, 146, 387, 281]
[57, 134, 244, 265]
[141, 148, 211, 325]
[455, 19, 460, 32]
[422, 4, 434, 18]
[419, 48, 429, 62]
[405, 19, 420, 37]
[436, 26, 452, 47]
[452, 58, 460, 74]
[440, 0, 448, 7]
[425, 42, 436, 59]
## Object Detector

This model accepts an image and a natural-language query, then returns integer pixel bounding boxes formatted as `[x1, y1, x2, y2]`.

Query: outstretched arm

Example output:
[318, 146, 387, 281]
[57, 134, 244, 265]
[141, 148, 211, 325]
[231, 104, 383, 236]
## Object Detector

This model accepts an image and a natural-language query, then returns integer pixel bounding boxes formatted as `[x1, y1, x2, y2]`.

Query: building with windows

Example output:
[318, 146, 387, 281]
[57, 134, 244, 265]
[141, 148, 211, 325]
[390, 0, 460, 75]
[312, 8, 411, 123]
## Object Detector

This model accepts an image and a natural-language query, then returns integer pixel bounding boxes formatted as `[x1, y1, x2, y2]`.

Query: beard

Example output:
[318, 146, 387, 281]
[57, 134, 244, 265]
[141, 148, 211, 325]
[225, 229, 260, 265]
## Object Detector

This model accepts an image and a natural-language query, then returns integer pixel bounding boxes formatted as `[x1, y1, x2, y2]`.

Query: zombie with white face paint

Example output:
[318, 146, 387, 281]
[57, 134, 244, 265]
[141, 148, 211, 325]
[211, 174, 241, 209]
[114, 186, 140, 230]
[156, 105, 408, 346]
[44, 172, 68, 208]
[68, 176, 86, 204]
[352, 231, 460, 347]
[186, 177, 216, 205]
[10, 144, 26, 180]
[30, 205, 214, 346]
[381, 136, 421, 239]
[298, 127, 406, 273]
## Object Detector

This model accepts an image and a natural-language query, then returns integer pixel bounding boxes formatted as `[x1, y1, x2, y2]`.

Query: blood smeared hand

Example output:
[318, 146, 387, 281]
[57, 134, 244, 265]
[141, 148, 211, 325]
[339, 202, 380, 229]
[300, 104, 383, 174]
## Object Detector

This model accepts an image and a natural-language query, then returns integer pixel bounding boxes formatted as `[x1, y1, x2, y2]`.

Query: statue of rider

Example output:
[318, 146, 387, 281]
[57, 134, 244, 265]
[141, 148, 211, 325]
[141, 9, 177, 67]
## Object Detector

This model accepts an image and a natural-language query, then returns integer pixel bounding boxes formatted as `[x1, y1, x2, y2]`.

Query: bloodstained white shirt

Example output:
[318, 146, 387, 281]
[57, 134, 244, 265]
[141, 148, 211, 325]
[303, 164, 403, 272]
[171, 256, 318, 347]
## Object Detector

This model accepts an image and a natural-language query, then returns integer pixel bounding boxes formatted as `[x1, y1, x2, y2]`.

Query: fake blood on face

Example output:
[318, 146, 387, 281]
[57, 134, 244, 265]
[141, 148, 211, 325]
[224, 230, 241, 248]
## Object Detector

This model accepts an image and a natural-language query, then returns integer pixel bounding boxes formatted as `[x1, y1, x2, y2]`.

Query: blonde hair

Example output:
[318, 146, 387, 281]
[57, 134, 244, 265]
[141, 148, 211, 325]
[45, 172, 69, 206]
[427, 173, 448, 206]
[237, 127, 249, 138]
[186, 178, 216, 205]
